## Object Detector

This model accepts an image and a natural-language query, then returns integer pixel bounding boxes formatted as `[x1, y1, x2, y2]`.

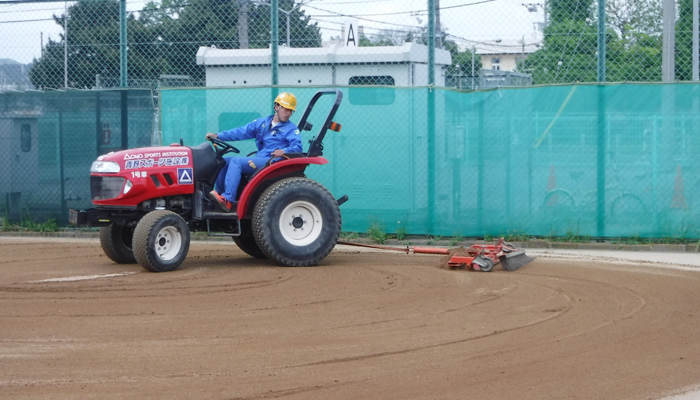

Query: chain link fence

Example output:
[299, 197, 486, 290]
[0, 89, 155, 225]
[0, 0, 698, 90]
[1, 0, 699, 239]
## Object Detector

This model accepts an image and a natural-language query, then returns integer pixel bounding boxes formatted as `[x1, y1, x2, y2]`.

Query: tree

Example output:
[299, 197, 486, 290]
[443, 40, 481, 82]
[549, 0, 594, 24]
[30, 0, 130, 89]
[29, 0, 321, 89]
[359, 28, 413, 47]
[523, 20, 599, 84]
[521, 0, 664, 84]
[605, 0, 662, 44]
[359, 34, 396, 47]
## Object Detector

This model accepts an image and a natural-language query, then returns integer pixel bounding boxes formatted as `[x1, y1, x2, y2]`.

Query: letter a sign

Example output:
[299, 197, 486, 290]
[344, 19, 359, 47]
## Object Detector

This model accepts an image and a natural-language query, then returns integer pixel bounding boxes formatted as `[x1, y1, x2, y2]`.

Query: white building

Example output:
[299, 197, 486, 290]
[196, 41, 452, 88]
[475, 37, 541, 72]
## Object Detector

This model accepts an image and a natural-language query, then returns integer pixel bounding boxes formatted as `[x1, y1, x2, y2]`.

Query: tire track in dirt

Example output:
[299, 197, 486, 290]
[1, 238, 699, 400]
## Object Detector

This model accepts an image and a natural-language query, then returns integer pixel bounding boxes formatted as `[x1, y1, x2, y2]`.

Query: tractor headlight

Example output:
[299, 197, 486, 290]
[123, 180, 133, 194]
[90, 161, 120, 174]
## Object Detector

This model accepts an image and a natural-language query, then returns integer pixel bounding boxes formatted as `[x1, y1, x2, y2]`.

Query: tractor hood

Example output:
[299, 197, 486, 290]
[90, 144, 195, 207]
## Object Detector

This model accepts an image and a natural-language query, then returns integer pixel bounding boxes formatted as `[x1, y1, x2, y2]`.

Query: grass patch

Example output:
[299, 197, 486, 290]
[2, 217, 59, 232]
[367, 222, 387, 244]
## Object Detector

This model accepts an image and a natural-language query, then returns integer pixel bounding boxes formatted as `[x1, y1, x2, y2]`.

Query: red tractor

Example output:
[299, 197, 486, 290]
[70, 89, 347, 272]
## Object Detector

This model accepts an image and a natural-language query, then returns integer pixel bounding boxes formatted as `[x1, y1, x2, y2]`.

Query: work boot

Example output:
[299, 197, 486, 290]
[210, 190, 234, 213]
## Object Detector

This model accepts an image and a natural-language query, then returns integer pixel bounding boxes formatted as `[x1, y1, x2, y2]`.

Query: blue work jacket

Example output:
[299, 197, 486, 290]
[217, 115, 302, 158]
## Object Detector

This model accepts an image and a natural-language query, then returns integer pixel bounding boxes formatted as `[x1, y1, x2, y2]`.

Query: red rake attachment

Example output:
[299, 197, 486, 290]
[446, 238, 534, 272]
[336, 237, 534, 272]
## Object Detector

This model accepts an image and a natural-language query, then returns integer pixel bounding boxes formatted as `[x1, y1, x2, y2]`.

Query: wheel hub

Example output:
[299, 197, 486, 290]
[279, 201, 323, 246]
[292, 216, 304, 229]
[155, 226, 182, 261]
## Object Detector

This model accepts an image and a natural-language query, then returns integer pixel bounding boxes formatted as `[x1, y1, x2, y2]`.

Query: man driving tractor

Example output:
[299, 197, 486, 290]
[206, 92, 302, 212]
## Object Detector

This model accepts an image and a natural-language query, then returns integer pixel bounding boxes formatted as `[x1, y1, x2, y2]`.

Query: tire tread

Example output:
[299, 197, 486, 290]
[252, 177, 340, 267]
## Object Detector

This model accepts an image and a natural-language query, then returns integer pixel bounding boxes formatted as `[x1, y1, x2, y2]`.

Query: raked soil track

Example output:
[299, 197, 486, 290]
[1, 237, 699, 400]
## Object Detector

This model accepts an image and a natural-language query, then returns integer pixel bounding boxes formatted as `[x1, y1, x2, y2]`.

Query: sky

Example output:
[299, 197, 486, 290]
[0, 0, 545, 65]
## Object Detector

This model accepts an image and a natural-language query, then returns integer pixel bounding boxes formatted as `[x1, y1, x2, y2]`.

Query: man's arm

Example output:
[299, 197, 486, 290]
[211, 119, 261, 142]
[279, 126, 303, 154]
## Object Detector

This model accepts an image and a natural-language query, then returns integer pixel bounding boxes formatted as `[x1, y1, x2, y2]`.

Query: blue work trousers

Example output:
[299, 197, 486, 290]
[216, 156, 269, 202]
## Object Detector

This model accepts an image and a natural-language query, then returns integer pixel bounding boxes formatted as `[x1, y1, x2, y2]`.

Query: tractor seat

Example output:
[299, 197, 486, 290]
[189, 142, 219, 181]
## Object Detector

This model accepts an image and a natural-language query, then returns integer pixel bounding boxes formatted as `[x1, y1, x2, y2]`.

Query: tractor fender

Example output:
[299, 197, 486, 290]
[236, 157, 329, 217]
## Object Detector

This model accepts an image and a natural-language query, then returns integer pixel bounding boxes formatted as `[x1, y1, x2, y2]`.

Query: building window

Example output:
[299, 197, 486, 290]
[20, 124, 31, 152]
[491, 57, 501, 71]
[348, 75, 395, 105]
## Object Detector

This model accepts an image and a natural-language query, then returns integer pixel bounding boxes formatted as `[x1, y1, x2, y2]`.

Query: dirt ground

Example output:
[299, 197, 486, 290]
[1, 237, 699, 400]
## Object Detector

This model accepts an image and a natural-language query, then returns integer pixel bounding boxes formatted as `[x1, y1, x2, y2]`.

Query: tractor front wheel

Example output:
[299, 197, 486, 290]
[99, 222, 137, 264]
[252, 178, 341, 267]
[133, 210, 190, 272]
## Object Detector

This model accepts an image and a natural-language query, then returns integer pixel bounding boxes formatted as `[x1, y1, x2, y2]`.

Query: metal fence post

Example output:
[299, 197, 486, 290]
[271, 0, 279, 86]
[662, 0, 676, 82]
[63, 1, 68, 89]
[427, 0, 436, 233]
[597, 0, 606, 82]
[120, 0, 127, 88]
[596, 0, 607, 237]
[694, 0, 699, 81]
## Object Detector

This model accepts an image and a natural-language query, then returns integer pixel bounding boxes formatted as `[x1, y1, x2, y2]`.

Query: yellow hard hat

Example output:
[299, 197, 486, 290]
[274, 92, 297, 111]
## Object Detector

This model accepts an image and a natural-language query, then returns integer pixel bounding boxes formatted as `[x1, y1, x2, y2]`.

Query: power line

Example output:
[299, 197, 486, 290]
[306, 0, 496, 18]
[312, 0, 395, 4]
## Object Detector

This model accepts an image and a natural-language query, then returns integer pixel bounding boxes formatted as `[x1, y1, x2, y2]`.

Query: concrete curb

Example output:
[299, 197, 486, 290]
[338, 237, 700, 253]
[2, 231, 699, 252]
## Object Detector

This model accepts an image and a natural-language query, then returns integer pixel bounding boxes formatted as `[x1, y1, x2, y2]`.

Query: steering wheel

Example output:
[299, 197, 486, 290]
[208, 137, 240, 156]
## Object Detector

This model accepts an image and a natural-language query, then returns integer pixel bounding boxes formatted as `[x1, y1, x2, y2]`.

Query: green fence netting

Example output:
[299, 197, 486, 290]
[0, 89, 155, 224]
[162, 84, 700, 239]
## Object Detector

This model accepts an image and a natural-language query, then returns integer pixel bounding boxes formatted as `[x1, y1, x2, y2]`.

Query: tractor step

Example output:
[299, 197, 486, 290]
[202, 210, 239, 220]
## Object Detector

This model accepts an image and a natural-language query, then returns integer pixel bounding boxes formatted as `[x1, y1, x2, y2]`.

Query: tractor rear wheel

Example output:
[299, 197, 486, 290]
[133, 210, 190, 272]
[100, 222, 136, 264]
[232, 220, 267, 259]
[252, 178, 341, 267]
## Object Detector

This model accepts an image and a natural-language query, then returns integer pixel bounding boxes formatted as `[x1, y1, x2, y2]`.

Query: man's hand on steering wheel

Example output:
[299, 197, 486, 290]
[206, 133, 240, 156]
[272, 149, 285, 158]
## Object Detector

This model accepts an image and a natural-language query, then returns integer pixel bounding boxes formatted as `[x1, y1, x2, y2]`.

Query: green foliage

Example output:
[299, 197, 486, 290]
[444, 41, 481, 78]
[395, 225, 407, 241]
[341, 231, 360, 240]
[29, 0, 321, 89]
[449, 233, 466, 247]
[549, 228, 591, 243]
[523, 0, 664, 85]
[676, 0, 699, 81]
[504, 231, 530, 242]
[612, 234, 648, 245]
[2, 217, 59, 232]
[549, 0, 594, 24]
[522, 21, 598, 84]
[367, 222, 387, 244]
[359, 35, 395, 47]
